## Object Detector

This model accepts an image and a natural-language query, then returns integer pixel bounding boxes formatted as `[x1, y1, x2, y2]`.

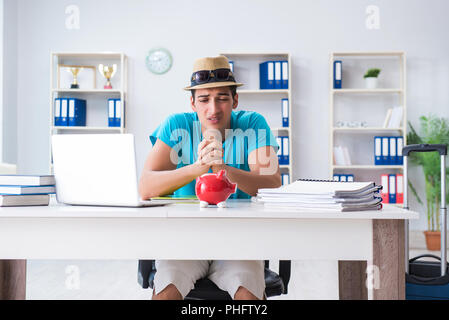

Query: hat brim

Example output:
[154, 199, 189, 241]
[184, 81, 244, 91]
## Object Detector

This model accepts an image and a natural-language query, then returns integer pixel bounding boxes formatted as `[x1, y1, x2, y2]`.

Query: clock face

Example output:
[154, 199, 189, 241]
[146, 48, 172, 75]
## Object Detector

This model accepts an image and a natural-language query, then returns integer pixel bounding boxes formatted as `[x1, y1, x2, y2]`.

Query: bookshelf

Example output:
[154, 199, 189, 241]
[49, 52, 128, 172]
[220, 52, 293, 183]
[329, 51, 406, 204]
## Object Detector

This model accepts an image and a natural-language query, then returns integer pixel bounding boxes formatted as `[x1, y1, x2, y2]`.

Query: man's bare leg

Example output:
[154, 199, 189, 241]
[234, 286, 259, 300]
[152, 284, 182, 300]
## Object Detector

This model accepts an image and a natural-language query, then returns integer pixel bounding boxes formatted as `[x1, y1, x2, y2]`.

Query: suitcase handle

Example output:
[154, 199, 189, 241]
[409, 254, 442, 263]
[402, 143, 447, 156]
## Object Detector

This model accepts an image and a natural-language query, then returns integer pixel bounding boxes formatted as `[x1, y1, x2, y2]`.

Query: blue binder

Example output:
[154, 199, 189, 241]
[389, 136, 397, 165]
[374, 136, 382, 165]
[382, 137, 390, 165]
[397, 136, 404, 165]
[347, 174, 354, 182]
[281, 98, 289, 127]
[60, 98, 69, 126]
[282, 136, 289, 165]
[276, 136, 283, 164]
[281, 61, 289, 89]
[333, 174, 340, 181]
[229, 60, 234, 72]
[274, 61, 282, 89]
[54, 98, 61, 126]
[281, 173, 290, 185]
[114, 99, 122, 127]
[333, 60, 342, 89]
[108, 99, 115, 127]
[259, 61, 274, 89]
[68, 98, 86, 126]
[389, 174, 397, 203]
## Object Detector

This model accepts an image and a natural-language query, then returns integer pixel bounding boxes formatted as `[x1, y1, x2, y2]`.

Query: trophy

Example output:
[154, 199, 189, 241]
[68, 67, 82, 89]
[98, 64, 117, 89]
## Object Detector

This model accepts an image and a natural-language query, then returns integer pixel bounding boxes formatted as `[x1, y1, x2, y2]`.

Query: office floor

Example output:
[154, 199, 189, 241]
[26, 230, 445, 300]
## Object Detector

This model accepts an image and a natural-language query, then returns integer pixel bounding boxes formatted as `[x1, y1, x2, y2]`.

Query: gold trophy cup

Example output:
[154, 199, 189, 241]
[98, 64, 117, 89]
[68, 67, 82, 89]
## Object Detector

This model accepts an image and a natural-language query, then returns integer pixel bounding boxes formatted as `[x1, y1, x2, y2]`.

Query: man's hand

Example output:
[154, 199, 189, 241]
[196, 138, 225, 173]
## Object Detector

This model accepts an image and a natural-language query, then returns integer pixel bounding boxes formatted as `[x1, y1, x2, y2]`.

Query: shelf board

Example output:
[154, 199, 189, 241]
[220, 52, 289, 57]
[238, 89, 289, 94]
[279, 165, 290, 169]
[52, 52, 124, 58]
[52, 89, 122, 93]
[52, 126, 123, 131]
[333, 127, 404, 132]
[333, 165, 403, 170]
[332, 51, 404, 57]
[332, 88, 402, 94]
[272, 127, 290, 132]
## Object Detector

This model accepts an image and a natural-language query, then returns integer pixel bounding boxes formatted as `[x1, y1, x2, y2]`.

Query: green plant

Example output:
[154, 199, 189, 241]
[407, 114, 449, 231]
[363, 68, 381, 78]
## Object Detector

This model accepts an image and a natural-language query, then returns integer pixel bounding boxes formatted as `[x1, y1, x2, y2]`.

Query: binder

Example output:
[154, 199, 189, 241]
[389, 136, 397, 165]
[396, 173, 404, 204]
[274, 61, 282, 89]
[108, 99, 115, 127]
[381, 174, 389, 203]
[259, 61, 274, 89]
[281, 60, 288, 89]
[397, 136, 404, 165]
[374, 136, 382, 165]
[389, 174, 397, 203]
[229, 60, 234, 72]
[54, 98, 61, 126]
[276, 136, 282, 164]
[340, 175, 347, 182]
[281, 98, 289, 127]
[333, 174, 340, 181]
[281, 173, 290, 185]
[347, 174, 354, 182]
[382, 137, 390, 165]
[333, 60, 342, 89]
[114, 99, 122, 127]
[68, 98, 86, 126]
[282, 136, 289, 165]
[60, 98, 68, 126]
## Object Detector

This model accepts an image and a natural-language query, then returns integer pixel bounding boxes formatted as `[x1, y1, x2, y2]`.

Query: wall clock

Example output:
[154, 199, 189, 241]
[146, 48, 173, 75]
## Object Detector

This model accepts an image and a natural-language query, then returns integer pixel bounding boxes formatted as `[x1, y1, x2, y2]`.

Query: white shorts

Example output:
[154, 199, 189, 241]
[153, 260, 265, 300]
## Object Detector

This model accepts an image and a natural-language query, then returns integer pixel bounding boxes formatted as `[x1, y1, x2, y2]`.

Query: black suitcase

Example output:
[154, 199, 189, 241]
[403, 144, 449, 300]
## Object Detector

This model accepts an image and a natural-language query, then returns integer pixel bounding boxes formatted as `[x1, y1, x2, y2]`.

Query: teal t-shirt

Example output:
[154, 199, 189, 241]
[149, 110, 279, 199]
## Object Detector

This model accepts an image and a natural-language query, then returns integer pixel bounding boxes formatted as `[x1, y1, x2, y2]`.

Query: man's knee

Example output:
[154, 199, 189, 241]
[234, 286, 259, 300]
[152, 284, 183, 300]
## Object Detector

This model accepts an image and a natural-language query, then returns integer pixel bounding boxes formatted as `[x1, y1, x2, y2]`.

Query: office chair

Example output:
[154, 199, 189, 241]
[138, 260, 291, 300]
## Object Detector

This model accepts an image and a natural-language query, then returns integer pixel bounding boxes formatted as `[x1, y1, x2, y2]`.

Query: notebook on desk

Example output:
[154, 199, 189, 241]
[257, 179, 382, 212]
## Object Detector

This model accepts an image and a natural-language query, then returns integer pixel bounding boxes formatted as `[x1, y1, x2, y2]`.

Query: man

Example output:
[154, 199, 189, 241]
[139, 56, 281, 300]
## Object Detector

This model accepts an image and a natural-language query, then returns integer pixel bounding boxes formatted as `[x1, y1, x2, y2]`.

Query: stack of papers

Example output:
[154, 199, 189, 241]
[256, 180, 382, 212]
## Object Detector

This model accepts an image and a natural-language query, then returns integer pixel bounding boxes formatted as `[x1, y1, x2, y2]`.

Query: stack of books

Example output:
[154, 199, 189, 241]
[0, 175, 55, 207]
[256, 179, 382, 212]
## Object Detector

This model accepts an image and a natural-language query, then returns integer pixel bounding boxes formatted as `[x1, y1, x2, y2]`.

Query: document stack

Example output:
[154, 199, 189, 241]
[0, 175, 55, 207]
[256, 179, 382, 212]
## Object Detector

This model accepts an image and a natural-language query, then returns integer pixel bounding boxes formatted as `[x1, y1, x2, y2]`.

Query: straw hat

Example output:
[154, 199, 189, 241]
[183, 56, 244, 90]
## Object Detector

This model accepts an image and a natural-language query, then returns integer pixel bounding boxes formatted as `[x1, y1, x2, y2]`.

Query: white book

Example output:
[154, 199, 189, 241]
[342, 147, 352, 166]
[0, 194, 50, 207]
[333, 146, 345, 165]
[0, 175, 55, 186]
[383, 108, 393, 128]
[0, 185, 56, 195]
[387, 106, 403, 128]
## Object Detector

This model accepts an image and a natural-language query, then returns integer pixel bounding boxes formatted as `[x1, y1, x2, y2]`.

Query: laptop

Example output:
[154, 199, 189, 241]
[51, 133, 170, 207]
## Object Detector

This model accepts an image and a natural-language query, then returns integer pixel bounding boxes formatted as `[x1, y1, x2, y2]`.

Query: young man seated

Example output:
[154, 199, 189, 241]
[139, 56, 281, 300]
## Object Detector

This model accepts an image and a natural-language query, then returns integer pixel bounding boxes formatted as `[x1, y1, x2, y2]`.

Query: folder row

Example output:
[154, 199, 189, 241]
[333, 174, 354, 182]
[260, 60, 289, 89]
[374, 136, 404, 165]
[380, 174, 403, 204]
[54, 98, 86, 126]
[108, 98, 123, 127]
[276, 136, 289, 165]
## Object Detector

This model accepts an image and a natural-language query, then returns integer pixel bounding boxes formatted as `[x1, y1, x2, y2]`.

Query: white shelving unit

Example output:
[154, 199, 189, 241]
[49, 52, 128, 172]
[220, 52, 293, 182]
[329, 51, 406, 203]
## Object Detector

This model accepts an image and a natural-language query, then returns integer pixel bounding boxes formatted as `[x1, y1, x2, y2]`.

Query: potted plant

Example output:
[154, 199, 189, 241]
[407, 114, 449, 251]
[363, 68, 381, 89]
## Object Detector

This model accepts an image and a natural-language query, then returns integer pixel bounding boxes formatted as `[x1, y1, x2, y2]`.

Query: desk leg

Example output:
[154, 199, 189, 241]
[338, 261, 367, 299]
[372, 219, 405, 300]
[0, 260, 26, 300]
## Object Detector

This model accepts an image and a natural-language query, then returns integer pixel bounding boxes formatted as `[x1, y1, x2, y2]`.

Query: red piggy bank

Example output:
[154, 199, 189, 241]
[195, 170, 237, 208]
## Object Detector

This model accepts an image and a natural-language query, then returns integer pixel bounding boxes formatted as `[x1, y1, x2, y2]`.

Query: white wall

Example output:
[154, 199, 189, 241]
[7, 0, 449, 230]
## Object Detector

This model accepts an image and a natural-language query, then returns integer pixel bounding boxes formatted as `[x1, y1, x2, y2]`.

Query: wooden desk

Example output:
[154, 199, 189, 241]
[0, 199, 418, 300]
